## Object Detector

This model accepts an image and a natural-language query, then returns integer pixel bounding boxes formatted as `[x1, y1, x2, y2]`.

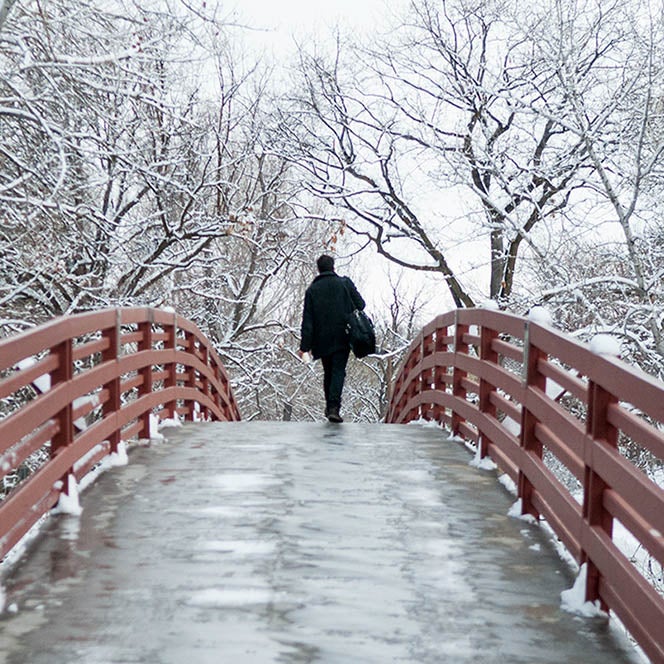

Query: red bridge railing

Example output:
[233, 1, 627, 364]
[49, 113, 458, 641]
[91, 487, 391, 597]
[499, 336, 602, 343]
[386, 308, 664, 663]
[0, 307, 240, 560]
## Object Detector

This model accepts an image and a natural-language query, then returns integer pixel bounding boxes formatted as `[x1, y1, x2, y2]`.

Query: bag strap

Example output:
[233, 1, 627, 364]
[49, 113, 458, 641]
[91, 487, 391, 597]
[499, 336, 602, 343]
[341, 276, 357, 314]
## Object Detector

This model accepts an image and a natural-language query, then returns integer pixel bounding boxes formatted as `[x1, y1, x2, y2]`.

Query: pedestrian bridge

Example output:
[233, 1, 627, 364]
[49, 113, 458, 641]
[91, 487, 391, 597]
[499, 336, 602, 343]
[0, 421, 640, 663]
[1, 307, 663, 662]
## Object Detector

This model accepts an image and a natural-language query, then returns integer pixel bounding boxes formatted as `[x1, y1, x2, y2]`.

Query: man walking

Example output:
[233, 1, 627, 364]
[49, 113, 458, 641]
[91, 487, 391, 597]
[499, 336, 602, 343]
[298, 254, 366, 423]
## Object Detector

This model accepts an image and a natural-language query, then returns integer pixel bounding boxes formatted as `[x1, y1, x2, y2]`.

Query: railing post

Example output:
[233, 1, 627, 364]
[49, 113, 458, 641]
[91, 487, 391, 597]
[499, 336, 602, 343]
[452, 312, 468, 437]
[478, 323, 498, 459]
[185, 331, 196, 421]
[50, 338, 73, 459]
[164, 312, 177, 419]
[383, 350, 395, 422]
[432, 325, 447, 424]
[102, 311, 121, 453]
[518, 321, 545, 519]
[200, 345, 210, 421]
[213, 362, 224, 421]
[403, 353, 414, 423]
[582, 380, 617, 609]
[410, 341, 423, 422]
[422, 332, 434, 419]
[138, 310, 154, 437]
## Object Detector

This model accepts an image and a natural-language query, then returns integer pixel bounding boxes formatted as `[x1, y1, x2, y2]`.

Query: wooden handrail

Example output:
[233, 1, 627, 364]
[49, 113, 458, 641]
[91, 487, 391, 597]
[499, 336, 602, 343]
[0, 307, 240, 560]
[386, 308, 664, 663]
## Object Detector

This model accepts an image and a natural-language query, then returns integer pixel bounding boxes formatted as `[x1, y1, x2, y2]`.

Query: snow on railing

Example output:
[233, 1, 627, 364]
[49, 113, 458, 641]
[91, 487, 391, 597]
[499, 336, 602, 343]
[386, 307, 664, 663]
[0, 307, 240, 561]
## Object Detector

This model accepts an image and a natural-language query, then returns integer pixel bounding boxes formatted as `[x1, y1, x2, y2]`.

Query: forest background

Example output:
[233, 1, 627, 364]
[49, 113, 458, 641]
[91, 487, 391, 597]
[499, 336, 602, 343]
[1, 0, 663, 425]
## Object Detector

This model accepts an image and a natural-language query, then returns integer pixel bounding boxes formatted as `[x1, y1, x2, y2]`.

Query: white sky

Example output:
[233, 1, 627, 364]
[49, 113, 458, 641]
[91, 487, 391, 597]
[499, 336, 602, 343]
[227, 0, 402, 55]
[230, 0, 391, 31]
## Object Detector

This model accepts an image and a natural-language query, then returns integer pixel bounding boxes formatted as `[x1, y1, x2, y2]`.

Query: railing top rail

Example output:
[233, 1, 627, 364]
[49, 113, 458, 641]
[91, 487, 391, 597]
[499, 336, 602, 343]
[525, 318, 664, 419]
[418, 309, 531, 346]
[409, 309, 664, 412]
[0, 307, 236, 386]
[0, 307, 146, 363]
[0, 309, 118, 364]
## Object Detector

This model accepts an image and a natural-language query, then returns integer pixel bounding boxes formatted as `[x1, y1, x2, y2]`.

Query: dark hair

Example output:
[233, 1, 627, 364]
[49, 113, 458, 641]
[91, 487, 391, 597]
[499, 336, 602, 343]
[317, 254, 335, 273]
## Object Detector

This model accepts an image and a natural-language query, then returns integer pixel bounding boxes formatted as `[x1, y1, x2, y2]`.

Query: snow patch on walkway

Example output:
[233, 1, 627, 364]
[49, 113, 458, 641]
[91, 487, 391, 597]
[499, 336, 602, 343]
[187, 587, 273, 608]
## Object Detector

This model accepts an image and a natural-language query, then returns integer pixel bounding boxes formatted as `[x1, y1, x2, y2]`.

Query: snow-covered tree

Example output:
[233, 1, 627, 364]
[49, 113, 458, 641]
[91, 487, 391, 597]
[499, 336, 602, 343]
[519, 0, 664, 378]
[1, 1, 197, 317]
[0, 0, 329, 419]
[274, 0, 613, 307]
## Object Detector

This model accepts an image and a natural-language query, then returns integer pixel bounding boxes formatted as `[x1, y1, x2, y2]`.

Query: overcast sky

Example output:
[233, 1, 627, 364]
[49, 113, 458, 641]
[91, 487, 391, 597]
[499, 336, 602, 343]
[227, 0, 403, 56]
[230, 0, 389, 30]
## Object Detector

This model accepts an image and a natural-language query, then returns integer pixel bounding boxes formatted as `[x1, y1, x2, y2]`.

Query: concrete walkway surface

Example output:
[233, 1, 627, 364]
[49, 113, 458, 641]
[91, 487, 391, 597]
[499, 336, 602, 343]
[0, 421, 641, 663]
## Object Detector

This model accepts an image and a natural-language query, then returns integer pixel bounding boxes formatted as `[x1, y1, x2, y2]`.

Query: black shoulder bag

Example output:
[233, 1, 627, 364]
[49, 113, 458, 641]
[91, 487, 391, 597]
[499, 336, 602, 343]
[343, 279, 376, 358]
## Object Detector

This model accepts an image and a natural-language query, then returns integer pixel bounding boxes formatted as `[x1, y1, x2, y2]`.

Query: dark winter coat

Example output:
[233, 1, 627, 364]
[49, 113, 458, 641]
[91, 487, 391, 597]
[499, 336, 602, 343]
[299, 271, 366, 359]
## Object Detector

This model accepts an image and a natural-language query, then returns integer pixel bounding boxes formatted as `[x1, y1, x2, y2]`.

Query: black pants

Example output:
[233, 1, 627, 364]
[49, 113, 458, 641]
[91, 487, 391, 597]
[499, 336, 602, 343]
[321, 347, 350, 411]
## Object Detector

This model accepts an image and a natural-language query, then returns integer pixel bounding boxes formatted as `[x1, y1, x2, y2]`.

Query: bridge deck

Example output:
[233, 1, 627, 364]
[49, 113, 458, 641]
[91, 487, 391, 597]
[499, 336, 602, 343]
[0, 422, 640, 663]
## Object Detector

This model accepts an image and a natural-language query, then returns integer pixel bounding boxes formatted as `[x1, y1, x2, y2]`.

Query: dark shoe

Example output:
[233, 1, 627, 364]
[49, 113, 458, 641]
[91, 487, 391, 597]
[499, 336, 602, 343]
[327, 407, 343, 423]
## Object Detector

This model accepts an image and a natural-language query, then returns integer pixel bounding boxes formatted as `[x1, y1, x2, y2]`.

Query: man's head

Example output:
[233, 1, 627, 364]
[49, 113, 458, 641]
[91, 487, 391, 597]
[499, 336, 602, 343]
[317, 254, 335, 273]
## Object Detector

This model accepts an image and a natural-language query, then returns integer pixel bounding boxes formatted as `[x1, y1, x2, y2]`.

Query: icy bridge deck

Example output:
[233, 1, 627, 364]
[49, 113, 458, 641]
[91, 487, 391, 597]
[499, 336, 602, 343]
[0, 422, 640, 663]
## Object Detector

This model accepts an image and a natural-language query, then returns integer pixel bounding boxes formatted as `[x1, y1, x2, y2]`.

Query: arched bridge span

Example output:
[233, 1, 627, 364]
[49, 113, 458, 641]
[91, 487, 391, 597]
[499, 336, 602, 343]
[0, 308, 663, 661]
